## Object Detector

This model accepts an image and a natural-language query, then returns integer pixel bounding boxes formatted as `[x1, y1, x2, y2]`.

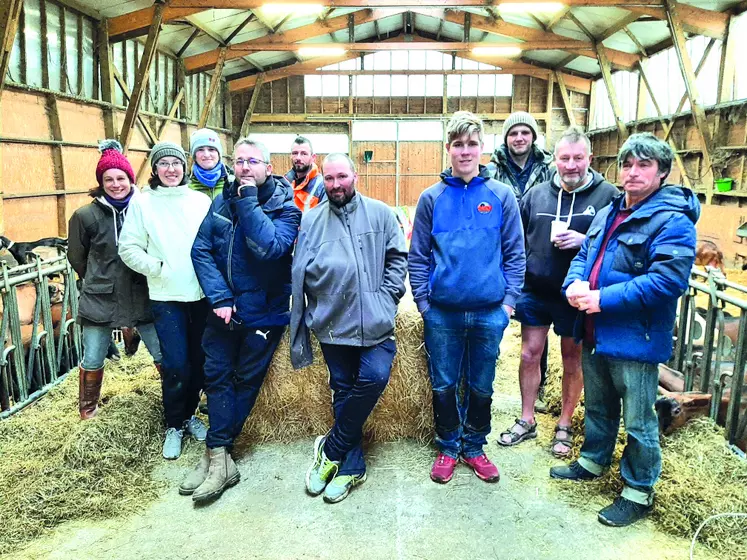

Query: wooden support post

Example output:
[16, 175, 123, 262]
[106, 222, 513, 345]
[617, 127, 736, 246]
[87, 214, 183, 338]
[588, 80, 597, 131]
[98, 19, 118, 139]
[717, 15, 736, 104]
[113, 68, 158, 146]
[635, 59, 648, 122]
[545, 73, 554, 145]
[636, 61, 692, 189]
[135, 88, 185, 185]
[119, 1, 166, 152]
[665, 0, 715, 201]
[442, 74, 448, 114]
[46, 95, 69, 236]
[0, 0, 23, 101]
[240, 74, 264, 138]
[554, 71, 575, 127]
[198, 47, 227, 129]
[596, 45, 628, 140]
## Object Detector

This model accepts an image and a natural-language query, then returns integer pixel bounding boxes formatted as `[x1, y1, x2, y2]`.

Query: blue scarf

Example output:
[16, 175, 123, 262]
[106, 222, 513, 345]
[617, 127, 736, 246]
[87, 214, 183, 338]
[193, 162, 226, 188]
[103, 187, 134, 212]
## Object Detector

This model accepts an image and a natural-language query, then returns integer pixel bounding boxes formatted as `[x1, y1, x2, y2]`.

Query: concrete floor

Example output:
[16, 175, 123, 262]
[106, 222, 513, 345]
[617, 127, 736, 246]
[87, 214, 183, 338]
[8, 398, 716, 560]
[5, 320, 722, 560]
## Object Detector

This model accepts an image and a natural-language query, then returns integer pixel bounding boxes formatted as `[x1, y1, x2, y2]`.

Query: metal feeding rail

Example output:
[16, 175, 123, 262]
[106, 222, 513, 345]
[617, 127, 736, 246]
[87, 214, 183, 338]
[0, 255, 81, 419]
[672, 268, 747, 449]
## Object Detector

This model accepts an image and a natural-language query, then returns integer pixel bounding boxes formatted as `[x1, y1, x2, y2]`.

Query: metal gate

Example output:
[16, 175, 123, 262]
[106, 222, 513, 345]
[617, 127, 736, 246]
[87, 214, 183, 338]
[0, 255, 81, 419]
[672, 268, 747, 449]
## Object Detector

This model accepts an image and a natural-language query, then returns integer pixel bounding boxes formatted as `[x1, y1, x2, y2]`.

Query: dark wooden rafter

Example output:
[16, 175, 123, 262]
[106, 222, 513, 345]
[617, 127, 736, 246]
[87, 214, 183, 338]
[177, 28, 201, 58]
[596, 12, 640, 42]
[0, 0, 23, 99]
[623, 27, 647, 57]
[225, 14, 256, 44]
[546, 7, 572, 29]
[119, 1, 166, 152]
[198, 47, 228, 128]
[665, 0, 714, 200]
[565, 11, 595, 41]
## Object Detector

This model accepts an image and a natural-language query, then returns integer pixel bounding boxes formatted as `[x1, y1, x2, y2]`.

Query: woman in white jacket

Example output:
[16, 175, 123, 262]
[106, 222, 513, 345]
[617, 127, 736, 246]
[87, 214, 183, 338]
[119, 141, 212, 460]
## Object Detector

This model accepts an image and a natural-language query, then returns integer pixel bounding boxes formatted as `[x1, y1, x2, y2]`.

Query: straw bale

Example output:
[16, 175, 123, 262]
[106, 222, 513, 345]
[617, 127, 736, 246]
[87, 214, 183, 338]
[240, 307, 433, 447]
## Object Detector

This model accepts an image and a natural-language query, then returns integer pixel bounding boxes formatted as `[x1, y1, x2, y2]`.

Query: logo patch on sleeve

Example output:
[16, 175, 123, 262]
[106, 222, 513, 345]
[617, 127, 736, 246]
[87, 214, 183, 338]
[477, 201, 492, 214]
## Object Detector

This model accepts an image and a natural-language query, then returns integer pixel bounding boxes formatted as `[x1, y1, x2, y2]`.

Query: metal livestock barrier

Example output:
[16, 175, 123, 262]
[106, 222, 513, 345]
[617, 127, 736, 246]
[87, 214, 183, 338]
[672, 268, 747, 451]
[0, 255, 81, 419]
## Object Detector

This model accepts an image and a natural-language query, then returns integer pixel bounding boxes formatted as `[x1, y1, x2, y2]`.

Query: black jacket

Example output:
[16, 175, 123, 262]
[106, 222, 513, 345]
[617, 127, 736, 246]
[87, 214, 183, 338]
[520, 169, 619, 296]
[68, 194, 153, 327]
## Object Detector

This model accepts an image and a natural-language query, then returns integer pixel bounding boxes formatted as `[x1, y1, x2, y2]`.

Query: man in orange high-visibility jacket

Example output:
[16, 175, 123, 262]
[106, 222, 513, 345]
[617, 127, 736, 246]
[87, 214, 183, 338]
[285, 136, 326, 212]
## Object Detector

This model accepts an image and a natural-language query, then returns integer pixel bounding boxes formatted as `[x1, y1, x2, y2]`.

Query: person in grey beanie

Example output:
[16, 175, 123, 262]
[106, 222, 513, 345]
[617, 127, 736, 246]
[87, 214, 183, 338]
[188, 128, 232, 201]
[119, 140, 212, 460]
[487, 111, 555, 411]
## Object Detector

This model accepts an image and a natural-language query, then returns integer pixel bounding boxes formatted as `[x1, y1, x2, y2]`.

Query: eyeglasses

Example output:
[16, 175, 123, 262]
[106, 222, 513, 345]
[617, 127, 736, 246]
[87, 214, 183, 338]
[234, 158, 267, 167]
[156, 161, 184, 170]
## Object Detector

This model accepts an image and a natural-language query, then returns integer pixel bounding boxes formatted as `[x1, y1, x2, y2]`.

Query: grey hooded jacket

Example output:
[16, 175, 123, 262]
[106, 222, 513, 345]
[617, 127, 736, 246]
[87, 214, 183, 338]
[290, 193, 407, 369]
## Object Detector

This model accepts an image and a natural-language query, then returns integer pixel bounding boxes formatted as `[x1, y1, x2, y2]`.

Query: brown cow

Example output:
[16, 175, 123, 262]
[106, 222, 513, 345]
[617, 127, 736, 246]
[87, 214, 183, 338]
[695, 240, 725, 273]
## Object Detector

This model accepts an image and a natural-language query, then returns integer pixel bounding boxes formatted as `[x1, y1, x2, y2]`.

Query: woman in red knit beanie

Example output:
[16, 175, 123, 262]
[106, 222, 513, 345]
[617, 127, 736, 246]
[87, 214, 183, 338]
[67, 140, 162, 419]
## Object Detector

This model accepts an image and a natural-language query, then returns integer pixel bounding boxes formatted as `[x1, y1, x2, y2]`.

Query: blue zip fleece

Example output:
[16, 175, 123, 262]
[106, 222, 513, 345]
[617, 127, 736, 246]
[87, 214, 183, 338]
[563, 185, 699, 364]
[191, 174, 302, 328]
[409, 166, 526, 313]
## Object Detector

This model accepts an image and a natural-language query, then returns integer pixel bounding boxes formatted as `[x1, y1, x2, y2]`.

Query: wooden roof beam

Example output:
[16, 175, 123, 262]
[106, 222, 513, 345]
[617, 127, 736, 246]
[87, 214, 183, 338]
[0, 0, 23, 100]
[628, 3, 728, 40]
[438, 9, 640, 70]
[184, 9, 398, 73]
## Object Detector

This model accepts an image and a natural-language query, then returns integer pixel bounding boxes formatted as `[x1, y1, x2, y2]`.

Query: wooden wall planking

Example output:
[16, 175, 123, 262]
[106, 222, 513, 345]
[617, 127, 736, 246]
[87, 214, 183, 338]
[0, 88, 233, 239]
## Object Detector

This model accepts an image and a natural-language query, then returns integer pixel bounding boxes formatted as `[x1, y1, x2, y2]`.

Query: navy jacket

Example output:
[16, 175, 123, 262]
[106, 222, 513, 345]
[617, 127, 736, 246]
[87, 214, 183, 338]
[409, 166, 525, 314]
[191, 175, 302, 328]
[563, 185, 699, 364]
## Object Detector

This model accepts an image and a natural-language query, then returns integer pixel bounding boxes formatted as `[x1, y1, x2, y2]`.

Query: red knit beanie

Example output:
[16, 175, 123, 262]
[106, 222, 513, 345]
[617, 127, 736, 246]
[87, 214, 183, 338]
[96, 140, 136, 187]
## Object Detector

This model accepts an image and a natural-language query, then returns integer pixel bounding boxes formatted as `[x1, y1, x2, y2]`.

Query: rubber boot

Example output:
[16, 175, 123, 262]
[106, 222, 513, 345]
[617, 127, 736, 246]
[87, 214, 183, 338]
[79, 366, 104, 419]
[192, 447, 240, 503]
[179, 449, 211, 495]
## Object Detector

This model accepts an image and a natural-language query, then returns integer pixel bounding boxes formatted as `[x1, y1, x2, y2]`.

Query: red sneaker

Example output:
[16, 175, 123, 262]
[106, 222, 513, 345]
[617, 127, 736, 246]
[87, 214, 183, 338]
[463, 454, 500, 483]
[430, 453, 458, 483]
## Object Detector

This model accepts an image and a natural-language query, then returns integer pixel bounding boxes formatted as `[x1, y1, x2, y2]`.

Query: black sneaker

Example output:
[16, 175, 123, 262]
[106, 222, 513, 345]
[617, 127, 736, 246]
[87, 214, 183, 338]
[598, 497, 653, 527]
[549, 460, 599, 481]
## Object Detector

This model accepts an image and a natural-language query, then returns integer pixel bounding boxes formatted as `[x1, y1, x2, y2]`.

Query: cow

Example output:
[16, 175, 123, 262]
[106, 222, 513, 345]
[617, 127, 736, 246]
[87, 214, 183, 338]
[695, 240, 724, 273]
[0, 236, 67, 265]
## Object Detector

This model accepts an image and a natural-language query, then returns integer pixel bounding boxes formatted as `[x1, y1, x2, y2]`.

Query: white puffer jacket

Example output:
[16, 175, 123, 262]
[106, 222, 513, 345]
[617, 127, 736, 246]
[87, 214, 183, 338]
[119, 184, 211, 302]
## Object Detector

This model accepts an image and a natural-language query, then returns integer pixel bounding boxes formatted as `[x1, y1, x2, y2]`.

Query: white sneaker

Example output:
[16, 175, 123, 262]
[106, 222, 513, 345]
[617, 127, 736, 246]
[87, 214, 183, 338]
[184, 415, 208, 442]
[163, 428, 184, 460]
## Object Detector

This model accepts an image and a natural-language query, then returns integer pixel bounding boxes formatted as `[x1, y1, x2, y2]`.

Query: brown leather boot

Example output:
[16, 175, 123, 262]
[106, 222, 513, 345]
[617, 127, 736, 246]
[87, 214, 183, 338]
[192, 447, 240, 503]
[179, 449, 211, 496]
[79, 366, 104, 420]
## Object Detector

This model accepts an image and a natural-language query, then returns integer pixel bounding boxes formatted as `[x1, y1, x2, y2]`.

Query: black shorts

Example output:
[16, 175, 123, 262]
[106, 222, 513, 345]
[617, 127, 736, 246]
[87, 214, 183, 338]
[514, 289, 577, 338]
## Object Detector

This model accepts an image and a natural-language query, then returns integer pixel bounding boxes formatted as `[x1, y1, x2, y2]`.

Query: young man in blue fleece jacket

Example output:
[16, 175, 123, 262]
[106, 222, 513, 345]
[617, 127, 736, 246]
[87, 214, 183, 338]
[409, 111, 526, 484]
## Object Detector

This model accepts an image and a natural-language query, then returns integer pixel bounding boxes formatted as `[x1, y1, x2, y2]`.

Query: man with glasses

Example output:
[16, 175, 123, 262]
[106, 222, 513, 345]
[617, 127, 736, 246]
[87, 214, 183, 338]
[187, 139, 301, 503]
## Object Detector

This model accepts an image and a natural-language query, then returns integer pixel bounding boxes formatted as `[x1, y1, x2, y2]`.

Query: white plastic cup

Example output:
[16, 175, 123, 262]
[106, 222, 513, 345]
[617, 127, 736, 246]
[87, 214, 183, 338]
[550, 220, 569, 242]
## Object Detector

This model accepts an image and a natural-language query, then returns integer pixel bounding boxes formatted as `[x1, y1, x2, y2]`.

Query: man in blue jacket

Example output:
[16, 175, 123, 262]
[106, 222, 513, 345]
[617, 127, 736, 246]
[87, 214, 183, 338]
[409, 111, 525, 484]
[187, 139, 301, 503]
[551, 133, 698, 527]
[291, 153, 407, 503]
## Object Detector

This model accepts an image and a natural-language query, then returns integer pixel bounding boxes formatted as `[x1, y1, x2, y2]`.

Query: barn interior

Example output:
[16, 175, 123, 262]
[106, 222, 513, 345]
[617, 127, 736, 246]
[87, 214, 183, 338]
[1, 1, 747, 559]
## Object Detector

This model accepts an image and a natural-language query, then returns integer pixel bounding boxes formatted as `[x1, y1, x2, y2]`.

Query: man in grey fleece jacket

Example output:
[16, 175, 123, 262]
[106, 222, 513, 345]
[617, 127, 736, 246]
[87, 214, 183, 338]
[290, 153, 407, 504]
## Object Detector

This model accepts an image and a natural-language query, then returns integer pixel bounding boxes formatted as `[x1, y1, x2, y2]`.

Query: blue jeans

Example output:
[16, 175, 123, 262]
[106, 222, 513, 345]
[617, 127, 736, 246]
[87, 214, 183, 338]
[579, 346, 661, 505]
[203, 324, 284, 450]
[151, 300, 208, 429]
[81, 323, 162, 369]
[423, 304, 510, 459]
[320, 339, 396, 476]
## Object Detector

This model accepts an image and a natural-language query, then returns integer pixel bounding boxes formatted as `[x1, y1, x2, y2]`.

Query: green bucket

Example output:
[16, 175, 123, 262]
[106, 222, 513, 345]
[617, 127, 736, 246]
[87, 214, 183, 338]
[715, 178, 734, 192]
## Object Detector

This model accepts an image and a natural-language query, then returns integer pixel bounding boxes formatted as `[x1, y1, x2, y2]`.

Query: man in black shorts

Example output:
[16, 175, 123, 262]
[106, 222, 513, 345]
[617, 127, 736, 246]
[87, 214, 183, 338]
[498, 127, 618, 458]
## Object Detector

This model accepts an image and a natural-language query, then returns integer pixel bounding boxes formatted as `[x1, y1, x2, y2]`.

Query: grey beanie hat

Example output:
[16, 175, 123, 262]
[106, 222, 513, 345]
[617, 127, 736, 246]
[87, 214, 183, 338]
[502, 111, 539, 144]
[190, 128, 224, 159]
[150, 141, 187, 169]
